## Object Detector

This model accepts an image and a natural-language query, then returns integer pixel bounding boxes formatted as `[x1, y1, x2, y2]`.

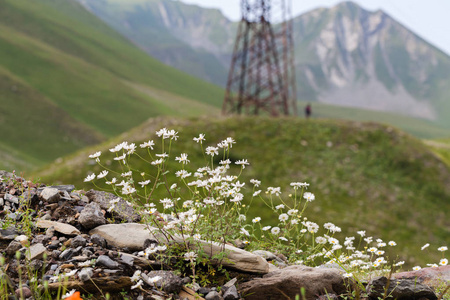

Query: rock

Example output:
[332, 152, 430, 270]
[71, 235, 87, 248]
[59, 248, 75, 260]
[36, 219, 81, 236]
[47, 185, 75, 193]
[0, 227, 18, 242]
[45, 276, 132, 293]
[392, 265, 450, 286]
[223, 277, 238, 289]
[252, 250, 278, 261]
[238, 265, 346, 300]
[205, 291, 223, 300]
[4, 194, 19, 204]
[26, 243, 47, 260]
[15, 286, 32, 298]
[78, 202, 106, 229]
[91, 223, 270, 273]
[31, 234, 51, 245]
[90, 233, 106, 247]
[5, 241, 22, 257]
[366, 276, 437, 300]
[96, 255, 119, 269]
[198, 287, 211, 295]
[85, 190, 141, 222]
[78, 267, 94, 282]
[29, 259, 44, 272]
[120, 253, 134, 266]
[145, 270, 183, 294]
[223, 285, 239, 300]
[90, 223, 153, 251]
[40, 187, 61, 203]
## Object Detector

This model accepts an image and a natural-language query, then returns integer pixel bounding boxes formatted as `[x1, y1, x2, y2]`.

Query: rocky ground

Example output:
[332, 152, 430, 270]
[0, 170, 448, 300]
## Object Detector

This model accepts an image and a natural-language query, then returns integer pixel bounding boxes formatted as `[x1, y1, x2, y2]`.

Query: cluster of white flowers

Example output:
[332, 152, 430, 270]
[84, 128, 446, 277]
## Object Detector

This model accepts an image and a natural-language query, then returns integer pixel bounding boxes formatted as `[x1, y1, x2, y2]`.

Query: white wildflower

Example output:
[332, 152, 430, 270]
[140, 140, 155, 149]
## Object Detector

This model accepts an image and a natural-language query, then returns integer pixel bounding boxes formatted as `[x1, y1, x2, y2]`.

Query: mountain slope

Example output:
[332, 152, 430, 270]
[79, 0, 450, 128]
[77, 0, 236, 86]
[35, 116, 450, 266]
[0, 0, 222, 171]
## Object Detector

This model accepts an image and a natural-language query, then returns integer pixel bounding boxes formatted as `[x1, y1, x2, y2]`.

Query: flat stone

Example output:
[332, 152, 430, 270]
[44, 276, 132, 293]
[27, 243, 47, 260]
[91, 223, 269, 274]
[238, 265, 346, 300]
[36, 219, 80, 236]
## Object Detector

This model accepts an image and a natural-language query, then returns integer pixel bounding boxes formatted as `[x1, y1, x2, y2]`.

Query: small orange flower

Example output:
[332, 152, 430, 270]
[65, 291, 83, 300]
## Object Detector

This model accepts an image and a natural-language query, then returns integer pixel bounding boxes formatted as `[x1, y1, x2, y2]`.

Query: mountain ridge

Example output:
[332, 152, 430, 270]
[77, 0, 450, 126]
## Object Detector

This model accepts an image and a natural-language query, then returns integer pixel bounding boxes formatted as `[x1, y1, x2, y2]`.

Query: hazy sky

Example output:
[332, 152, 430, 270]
[178, 0, 450, 56]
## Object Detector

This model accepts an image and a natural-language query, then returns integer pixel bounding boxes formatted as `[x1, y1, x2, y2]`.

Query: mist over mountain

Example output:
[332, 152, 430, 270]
[77, 0, 450, 126]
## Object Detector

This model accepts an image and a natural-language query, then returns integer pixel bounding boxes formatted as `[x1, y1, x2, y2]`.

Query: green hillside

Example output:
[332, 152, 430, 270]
[35, 116, 450, 267]
[0, 0, 222, 171]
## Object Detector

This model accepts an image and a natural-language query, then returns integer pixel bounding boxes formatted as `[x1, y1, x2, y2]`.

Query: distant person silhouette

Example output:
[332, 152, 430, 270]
[305, 103, 311, 119]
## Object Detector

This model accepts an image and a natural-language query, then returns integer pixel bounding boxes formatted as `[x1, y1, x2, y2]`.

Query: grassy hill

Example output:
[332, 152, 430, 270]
[34, 116, 450, 267]
[0, 0, 222, 172]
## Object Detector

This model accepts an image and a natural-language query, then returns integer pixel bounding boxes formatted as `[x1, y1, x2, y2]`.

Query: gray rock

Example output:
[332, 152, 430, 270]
[5, 241, 23, 257]
[205, 291, 223, 300]
[79, 202, 106, 229]
[198, 287, 211, 295]
[31, 234, 51, 245]
[96, 255, 119, 269]
[29, 259, 44, 272]
[4, 194, 19, 204]
[0, 226, 19, 240]
[366, 276, 437, 300]
[120, 254, 134, 266]
[145, 270, 183, 294]
[48, 185, 75, 193]
[223, 285, 239, 300]
[59, 249, 75, 260]
[252, 250, 278, 261]
[223, 277, 238, 289]
[26, 243, 47, 260]
[36, 219, 80, 236]
[90, 223, 270, 274]
[90, 233, 106, 247]
[239, 265, 346, 300]
[40, 187, 61, 203]
[78, 267, 94, 282]
[85, 190, 141, 222]
[71, 236, 87, 248]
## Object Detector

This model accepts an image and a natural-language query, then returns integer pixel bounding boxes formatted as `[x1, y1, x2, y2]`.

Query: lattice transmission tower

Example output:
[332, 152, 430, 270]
[223, 0, 297, 116]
